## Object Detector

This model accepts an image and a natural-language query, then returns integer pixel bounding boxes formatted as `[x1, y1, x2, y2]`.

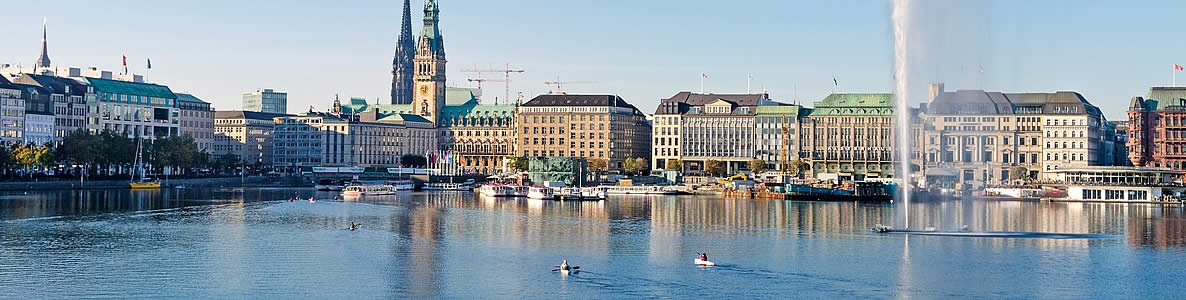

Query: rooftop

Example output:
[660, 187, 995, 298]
[175, 93, 209, 104]
[86, 77, 175, 99]
[215, 110, 292, 120]
[809, 93, 895, 116]
[522, 93, 638, 109]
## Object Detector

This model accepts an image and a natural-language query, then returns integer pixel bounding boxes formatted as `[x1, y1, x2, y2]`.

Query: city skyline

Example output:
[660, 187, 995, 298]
[3, 0, 1186, 120]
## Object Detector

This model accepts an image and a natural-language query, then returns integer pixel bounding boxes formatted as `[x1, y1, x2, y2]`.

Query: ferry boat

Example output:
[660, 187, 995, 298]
[388, 179, 415, 191]
[602, 185, 681, 195]
[527, 186, 556, 200]
[581, 186, 609, 199]
[314, 179, 345, 191]
[342, 184, 396, 196]
[480, 184, 515, 197]
[423, 182, 474, 191]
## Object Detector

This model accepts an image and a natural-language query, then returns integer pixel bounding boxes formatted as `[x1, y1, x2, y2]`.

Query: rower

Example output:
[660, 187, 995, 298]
[349, 222, 357, 231]
[699, 253, 708, 261]
[559, 260, 569, 271]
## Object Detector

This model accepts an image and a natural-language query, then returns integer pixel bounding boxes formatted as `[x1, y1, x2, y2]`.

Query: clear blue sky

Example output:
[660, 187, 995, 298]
[1, 0, 1182, 120]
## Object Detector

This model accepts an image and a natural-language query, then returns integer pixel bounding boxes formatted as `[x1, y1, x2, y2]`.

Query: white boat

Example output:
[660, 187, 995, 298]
[423, 182, 474, 191]
[602, 185, 681, 195]
[388, 180, 415, 191]
[581, 186, 608, 200]
[342, 184, 396, 196]
[480, 184, 524, 197]
[694, 259, 715, 266]
[527, 186, 556, 200]
[510, 185, 530, 197]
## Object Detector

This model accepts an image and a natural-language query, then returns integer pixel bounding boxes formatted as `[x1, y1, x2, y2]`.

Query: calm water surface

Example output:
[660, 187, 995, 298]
[1, 188, 1185, 299]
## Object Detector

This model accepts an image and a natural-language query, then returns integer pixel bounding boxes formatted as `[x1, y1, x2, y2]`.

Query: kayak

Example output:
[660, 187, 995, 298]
[694, 259, 715, 266]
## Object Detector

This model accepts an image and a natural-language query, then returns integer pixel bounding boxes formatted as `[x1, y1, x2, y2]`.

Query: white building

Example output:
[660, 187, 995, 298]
[0, 77, 25, 143]
[1049, 166, 1185, 203]
[23, 112, 54, 145]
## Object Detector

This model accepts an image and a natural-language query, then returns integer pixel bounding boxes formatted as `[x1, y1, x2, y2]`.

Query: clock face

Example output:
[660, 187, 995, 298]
[419, 85, 430, 95]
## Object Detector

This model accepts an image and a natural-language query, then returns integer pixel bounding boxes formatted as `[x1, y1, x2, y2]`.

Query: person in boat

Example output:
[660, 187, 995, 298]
[349, 222, 357, 231]
[559, 260, 570, 271]
[699, 253, 708, 261]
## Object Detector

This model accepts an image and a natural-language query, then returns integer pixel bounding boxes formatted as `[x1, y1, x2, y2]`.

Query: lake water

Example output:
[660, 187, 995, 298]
[1, 188, 1184, 298]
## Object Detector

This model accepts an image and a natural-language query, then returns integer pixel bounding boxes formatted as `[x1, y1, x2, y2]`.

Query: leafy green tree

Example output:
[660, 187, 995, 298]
[508, 156, 529, 172]
[623, 158, 639, 175]
[747, 158, 768, 175]
[705, 159, 725, 177]
[401, 154, 428, 168]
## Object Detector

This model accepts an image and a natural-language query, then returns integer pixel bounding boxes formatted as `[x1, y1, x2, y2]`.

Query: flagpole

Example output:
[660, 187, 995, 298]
[700, 75, 704, 94]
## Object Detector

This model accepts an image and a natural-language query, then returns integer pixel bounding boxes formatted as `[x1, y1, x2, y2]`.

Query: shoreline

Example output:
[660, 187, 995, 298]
[0, 176, 310, 191]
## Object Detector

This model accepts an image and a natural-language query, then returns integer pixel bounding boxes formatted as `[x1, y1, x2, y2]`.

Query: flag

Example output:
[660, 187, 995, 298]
[701, 73, 708, 78]
[1176, 64, 1183, 71]
[309, 105, 314, 111]
[122, 55, 128, 74]
[833, 77, 838, 86]
[147, 58, 152, 70]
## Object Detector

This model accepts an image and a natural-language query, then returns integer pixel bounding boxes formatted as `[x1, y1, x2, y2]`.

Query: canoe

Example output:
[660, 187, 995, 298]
[694, 259, 715, 266]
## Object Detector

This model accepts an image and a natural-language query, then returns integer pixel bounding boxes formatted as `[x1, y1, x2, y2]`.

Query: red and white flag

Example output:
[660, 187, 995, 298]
[1175, 64, 1183, 71]
[701, 73, 708, 78]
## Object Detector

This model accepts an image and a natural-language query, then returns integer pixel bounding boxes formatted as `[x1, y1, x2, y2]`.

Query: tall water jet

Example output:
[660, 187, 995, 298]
[891, 0, 913, 229]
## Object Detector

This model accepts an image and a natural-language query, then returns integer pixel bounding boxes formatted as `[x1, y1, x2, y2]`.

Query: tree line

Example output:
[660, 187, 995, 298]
[0, 130, 240, 181]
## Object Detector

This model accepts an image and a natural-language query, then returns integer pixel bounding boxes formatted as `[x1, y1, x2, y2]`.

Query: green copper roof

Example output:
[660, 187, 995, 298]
[85, 77, 175, 99]
[755, 105, 801, 116]
[809, 93, 894, 116]
[337, 88, 512, 125]
[1135, 87, 1186, 111]
[175, 93, 208, 103]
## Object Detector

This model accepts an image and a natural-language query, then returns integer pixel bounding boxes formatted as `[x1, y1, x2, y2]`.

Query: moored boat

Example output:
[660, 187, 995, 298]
[602, 185, 680, 195]
[342, 184, 396, 196]
[388, 180, 415, 191]
[480, 184, 522, 197]
[527, 186, 555, 200]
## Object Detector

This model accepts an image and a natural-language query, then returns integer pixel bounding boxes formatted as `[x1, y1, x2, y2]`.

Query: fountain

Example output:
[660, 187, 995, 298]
[891, 0, 913, 229]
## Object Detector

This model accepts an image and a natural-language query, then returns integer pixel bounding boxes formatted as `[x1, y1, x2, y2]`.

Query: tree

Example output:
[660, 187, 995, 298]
[588, 158, 608, 173]
[705, 159, 725, 177]
[214, 154, 240, 171]
[634, 158, 649, 175]
[1009, 166, 1029, 181]
[508, 156, 529, 172]
[789, 160, 811, 177]
[401, 154, 428, 168]
[747, 159, 768, 174]
[665, 159, 682, 171]
[13, 144, 52, 179]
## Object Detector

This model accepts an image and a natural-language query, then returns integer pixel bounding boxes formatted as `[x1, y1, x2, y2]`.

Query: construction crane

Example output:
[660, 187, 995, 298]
[465, 78, 509, 103]
[543, 77, 597, 93]
[460, 64, 524, 105]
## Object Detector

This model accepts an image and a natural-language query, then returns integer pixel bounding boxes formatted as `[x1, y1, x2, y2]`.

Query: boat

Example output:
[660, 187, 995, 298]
[480, 184, 521, 197]
[423, 182, 474, 191]
[129, 180, 161, 189]
[527, 186, 555, 200]
[128, 138, 160, 189]
[581, 186, 608, 200]
[314, 178, 345, 191]
[342, 184, 396, 196]
[602, 185, 680, 195]
[388, 179, 415, 191]
[694, 258, 715, 266]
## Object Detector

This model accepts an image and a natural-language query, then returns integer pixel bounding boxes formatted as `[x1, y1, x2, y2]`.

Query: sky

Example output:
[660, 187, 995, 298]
[1, 0, 1184, 120]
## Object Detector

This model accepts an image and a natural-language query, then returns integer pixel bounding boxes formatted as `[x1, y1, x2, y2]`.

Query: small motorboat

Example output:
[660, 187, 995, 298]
[694, 258, 715, 266]
[872, 225, 894, 233]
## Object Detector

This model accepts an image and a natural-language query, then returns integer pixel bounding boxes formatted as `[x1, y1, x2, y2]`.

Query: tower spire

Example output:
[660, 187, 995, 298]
[35, 17, 51, 70]
[390, 0, 416, 105]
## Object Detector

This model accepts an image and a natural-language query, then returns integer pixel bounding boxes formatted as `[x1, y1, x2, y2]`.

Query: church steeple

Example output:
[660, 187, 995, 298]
[35, 17, 51, 70]
[390, 0, 415, 105]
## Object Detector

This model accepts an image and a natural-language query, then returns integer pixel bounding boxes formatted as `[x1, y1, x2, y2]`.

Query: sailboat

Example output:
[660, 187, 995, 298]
[129, 137, 160, 189]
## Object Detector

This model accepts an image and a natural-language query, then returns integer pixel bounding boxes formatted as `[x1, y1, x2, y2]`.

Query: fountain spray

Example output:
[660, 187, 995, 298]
[891, 0, 912, 229]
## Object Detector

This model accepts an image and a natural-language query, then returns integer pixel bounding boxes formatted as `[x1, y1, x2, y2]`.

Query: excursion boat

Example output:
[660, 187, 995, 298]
[480, 184, 516, 197]
[581, 186, 608, 200]
[527, 186, 604, 201]
[388, 180, 415, 191]
[602, 185, 681, 195]
[526, 186, 556, 200]
[315, 179, 345, 191]
[423, 182, 474, 191]
[342, 184, 396, 196]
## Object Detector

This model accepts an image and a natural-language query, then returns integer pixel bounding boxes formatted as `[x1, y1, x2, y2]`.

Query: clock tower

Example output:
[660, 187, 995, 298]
[413, 0, 446, 125]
